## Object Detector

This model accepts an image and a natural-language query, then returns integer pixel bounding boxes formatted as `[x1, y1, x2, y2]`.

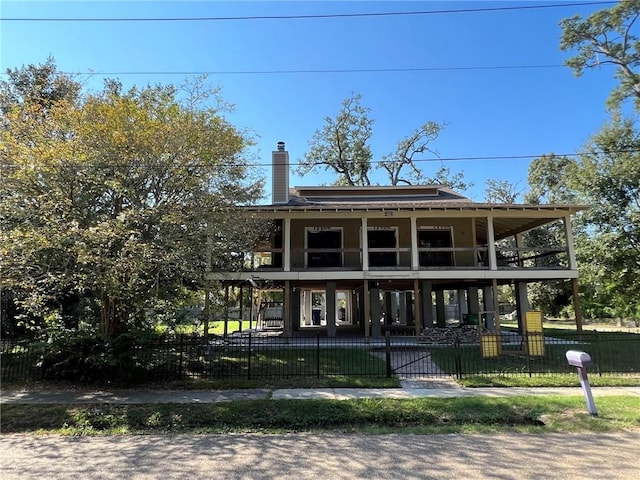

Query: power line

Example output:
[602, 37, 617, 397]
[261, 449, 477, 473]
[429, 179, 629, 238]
[0, 64, 564, 77]
[0, 1, 617, 22]
[2, 150, 637, 171]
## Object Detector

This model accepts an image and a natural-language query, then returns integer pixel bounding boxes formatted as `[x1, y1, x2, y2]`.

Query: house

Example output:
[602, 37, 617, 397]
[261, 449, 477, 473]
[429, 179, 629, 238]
[208, 142, 587, 337]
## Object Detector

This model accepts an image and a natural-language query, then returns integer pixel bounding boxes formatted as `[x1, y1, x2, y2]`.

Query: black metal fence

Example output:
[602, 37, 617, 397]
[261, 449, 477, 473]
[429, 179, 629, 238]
[2, 330, 639, 383]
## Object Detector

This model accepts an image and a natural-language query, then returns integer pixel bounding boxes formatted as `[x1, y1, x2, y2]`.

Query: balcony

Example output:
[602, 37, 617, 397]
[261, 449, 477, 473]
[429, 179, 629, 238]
[219, 244, 569, 273]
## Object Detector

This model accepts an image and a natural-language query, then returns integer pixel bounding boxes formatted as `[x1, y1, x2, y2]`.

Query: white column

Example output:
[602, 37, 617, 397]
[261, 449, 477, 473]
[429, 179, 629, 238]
[486, 216, 497, 271]
[411, 216, 419, 270]
[563, 216, 577, 270]
[284, 217, 291, 272]
[361, 217, 369, 271]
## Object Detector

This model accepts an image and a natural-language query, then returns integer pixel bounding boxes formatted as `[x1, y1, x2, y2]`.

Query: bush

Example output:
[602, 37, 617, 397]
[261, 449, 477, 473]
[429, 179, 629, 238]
[40, 333, 142, 384]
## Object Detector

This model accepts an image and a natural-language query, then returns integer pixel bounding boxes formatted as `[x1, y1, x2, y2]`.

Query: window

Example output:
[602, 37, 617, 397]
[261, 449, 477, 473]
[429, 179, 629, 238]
[368, 228, 398, 267]
[306, 228, 343, 268]
[419, 228, 454, 267]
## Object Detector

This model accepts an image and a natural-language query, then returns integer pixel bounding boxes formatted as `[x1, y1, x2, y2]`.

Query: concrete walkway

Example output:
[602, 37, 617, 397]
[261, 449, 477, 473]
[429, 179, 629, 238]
[2, 385, 639, 404]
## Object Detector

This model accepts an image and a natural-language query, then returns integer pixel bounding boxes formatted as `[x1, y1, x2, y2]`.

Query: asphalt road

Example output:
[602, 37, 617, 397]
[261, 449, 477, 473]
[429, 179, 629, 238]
[2, 432, 639, 479]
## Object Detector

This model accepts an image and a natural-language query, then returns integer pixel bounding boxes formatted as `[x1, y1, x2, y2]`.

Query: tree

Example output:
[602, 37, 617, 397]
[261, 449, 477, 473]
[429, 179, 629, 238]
[0, 61, 264, 337]
[485, 179, 521, 203]
[379, 121, 444, 185]
[560, 0, 640, 110]
[573, 116, 640, 318]
[0, 56, 80, 116]
[525, 154, 577, 204]
[301, 94, 469, 190]
[297, 93, 373, 186]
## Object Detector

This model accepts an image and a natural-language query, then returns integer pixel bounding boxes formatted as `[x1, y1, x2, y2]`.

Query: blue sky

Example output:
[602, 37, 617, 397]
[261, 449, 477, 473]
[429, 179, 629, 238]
[0, 1, 622, 201]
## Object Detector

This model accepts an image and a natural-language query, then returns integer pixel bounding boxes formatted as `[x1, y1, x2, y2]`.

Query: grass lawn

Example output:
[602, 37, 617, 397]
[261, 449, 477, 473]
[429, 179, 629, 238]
[2, 396, 638, 435]
[426, 327, 640, 386]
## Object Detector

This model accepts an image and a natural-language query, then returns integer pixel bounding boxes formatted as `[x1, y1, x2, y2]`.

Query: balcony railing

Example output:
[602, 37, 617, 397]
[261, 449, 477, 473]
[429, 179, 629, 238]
[213, 244, 570, 273]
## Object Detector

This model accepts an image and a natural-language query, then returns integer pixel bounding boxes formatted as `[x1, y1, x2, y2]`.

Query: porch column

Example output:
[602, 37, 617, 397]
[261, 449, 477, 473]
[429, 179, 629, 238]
[457, 289, 468, 321]
[486, 216, 497, 271]
[284, 217, 291, 272]
[384, 292, 394, 325]
[483, 285, 496, 331]
[361, 217, 369, 271]
[363, 280, 371, 337]
[515, 282, 529, 332]
[370, 285, 382, 337]
[435, 290, 446, 328]
[467, 287, 480, 321]
[283, 281, 291, 338]
[303, 290, 312, 326]
[398, 292, 407, 325]
[564, 216, 577, 270]
[291, 286, 301, 332]
[405, 292, 415, 326]
[411, 216, 419, 270]
[413, 279, 422, 335]
[356, 288, 365, 334]
[326, 282, 337, 337]
[492, 279, 501, 334]
[421, 281, 434, 328]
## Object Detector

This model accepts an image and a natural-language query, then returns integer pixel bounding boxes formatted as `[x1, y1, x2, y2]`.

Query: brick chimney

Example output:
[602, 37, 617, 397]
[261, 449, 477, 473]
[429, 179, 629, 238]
[272, 141, 289, 204]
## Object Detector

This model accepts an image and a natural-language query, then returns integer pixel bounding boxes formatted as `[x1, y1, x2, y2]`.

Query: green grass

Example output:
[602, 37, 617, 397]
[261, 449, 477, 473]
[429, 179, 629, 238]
[427, 330, 640, 381]
[458, 374, 640, 387]
[2, 396, 638, 435]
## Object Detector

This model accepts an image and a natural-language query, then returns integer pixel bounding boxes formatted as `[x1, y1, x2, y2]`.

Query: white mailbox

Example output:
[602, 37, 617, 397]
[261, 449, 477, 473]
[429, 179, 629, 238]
[566, 349, 598, 416]
[566, 350, 592, 368]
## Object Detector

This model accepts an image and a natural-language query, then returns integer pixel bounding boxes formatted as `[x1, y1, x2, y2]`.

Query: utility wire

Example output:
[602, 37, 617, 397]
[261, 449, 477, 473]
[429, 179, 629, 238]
[2, 150, 638, 171]
[0, 1, 617, 22]
[0, 64, 564, 77]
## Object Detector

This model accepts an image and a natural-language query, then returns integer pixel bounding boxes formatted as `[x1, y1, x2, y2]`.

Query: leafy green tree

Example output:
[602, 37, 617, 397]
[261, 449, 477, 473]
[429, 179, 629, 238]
[485, 179, 521, 203]
[379, 121, 444, 185]
[0, 56, 80, 115]
[298, 93, 374, 186]
[560, 0, 640, 110]
[0, 61, 264, 337]
[573, 116, 640, 318]
[300, 94, 469, 190]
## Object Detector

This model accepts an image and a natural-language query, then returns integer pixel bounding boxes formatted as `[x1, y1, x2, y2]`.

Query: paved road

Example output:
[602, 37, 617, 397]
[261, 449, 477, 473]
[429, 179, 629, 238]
[2, 432, 639, 479]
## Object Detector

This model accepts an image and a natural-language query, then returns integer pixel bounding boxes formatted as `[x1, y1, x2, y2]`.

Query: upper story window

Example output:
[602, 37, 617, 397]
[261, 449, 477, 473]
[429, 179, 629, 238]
[305, 227, 343, 268]
[368, 227, 398, 267]
[419, 227, 454, 267]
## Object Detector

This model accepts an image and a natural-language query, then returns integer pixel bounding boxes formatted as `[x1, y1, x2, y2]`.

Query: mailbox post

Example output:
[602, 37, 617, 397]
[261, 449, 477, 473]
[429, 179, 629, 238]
[566, 350, 598, 416]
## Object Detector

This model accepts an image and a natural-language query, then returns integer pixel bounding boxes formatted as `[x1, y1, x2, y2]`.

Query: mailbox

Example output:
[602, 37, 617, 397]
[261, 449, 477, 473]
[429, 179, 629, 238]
[566, 350, 592, 368]
[566, 349, 598, 416]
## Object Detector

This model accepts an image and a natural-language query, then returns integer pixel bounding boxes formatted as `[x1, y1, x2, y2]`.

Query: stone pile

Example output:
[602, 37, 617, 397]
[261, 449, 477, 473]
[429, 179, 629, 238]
[419, 325, 484, 344]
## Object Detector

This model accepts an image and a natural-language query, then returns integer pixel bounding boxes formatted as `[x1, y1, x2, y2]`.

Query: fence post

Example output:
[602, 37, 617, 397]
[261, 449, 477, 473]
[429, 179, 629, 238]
[385, 331, 392, 378]
[454, 338, 462, 379]
[524, 331, 532, 377]
[316, 331, 321, 379]
[594, 331, 602, 376]
[247, 332, 252, 380]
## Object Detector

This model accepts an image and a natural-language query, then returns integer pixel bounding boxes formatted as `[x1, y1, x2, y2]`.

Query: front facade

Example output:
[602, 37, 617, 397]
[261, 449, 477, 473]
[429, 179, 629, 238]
[209, 143, 586, 337]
